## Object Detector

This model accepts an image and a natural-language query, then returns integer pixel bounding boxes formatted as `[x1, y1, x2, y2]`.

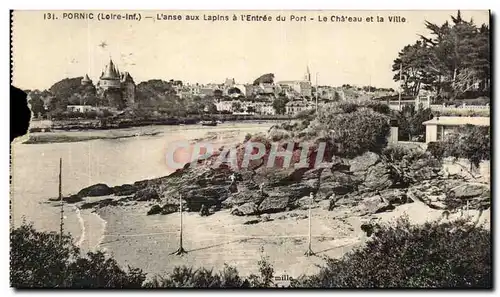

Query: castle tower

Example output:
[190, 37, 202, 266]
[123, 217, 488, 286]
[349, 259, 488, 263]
[94, 58, 136, 110]
[120, 71, 136, 106]
[98, 59, 121, 89]
[81, 74, 92, 86]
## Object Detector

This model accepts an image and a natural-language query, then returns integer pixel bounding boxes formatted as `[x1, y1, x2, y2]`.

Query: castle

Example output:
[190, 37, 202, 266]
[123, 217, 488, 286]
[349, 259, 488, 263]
[81, 58, 136, 109]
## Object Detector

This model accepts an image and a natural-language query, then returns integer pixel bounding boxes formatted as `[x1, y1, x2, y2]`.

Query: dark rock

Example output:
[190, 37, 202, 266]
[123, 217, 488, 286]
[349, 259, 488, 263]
[77, 183, 113, 197]
[231, 202, 258, 216]
[243, 219, 261, 225]
[63, 195, 83, 203]
[294, 196, 316, 210]
[449, 183, 490, 199]
[223, 191, 264, 208]
[253, 167, 303, 186]
[112, 184, 138, 196]
[349, 152, 380, 173]
[318, 181, 355, 196]
[317, 170, 357, 197]
[134, 188, 160, 201]
[276, 183, 314, 202]
[362, 163, 392, 191]
[379, 188, 408, 205]
[182, 185, 230, 211]
[147, 204, 162, 215]
[358, 195, 395, 215]
[260, 214, 272, 222]
[161, 204, 178, 215]
[258, 195, 290, 213]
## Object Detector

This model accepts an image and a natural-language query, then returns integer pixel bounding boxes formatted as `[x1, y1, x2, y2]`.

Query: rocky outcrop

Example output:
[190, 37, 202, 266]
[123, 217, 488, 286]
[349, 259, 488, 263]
[112, 184, 138, 196]
[231, 202, 258, 216]
[362, 163, 393, 191]
[69, 145, 490, 218]
[134, 188, 160, 201]
[146, 203, 179, 215]
[62, 195, 83, 203]
[258, 195, 291, 213]
[77, 183, 113, 197]
[223, 191, 265, 208]
[378, 188, 408, 205]
[449, 183, 489, 199]
[349, 152, 380, 173]
[147, 205, 163, 215]
[357, 195, 395, 215]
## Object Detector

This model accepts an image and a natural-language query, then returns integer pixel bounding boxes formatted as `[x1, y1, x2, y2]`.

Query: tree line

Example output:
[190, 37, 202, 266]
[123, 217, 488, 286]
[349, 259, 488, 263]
[392, 11, 490, 100]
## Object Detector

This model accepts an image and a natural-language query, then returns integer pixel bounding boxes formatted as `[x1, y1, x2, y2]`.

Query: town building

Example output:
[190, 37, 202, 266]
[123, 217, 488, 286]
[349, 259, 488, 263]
[422, 116, 490, 143]
[276, 67, 313, 98]
[285, 100, 314, 115]
[66, 105, 95, 113]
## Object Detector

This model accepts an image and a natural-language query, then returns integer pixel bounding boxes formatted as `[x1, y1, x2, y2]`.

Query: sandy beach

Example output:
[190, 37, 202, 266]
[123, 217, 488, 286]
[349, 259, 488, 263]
[95, 203, 364, 278]
[88, 199, 490, 279]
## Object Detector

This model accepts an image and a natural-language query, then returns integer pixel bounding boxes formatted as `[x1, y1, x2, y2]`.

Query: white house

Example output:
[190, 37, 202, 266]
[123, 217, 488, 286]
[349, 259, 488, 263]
[66, 105, 95, 113]
[422, 116, 490, 143]
[285, 100, 314, 115]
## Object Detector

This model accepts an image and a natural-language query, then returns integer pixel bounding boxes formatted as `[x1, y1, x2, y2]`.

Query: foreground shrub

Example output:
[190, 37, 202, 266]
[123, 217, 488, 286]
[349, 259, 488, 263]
[427, 124, 490, 169]
[145, 256, 274, 288]
[10, 222, 146, 288]
[292, 217, 491, 288]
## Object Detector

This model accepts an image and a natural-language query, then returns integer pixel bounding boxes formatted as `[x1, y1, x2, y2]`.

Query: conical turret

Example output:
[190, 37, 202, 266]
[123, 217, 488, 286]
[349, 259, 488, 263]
[101, 59, 120, 80]
[81, 74, 92, 85]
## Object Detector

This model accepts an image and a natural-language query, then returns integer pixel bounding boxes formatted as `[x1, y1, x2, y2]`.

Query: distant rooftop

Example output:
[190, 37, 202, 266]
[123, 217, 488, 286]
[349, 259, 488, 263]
[423, 116, 490, 127]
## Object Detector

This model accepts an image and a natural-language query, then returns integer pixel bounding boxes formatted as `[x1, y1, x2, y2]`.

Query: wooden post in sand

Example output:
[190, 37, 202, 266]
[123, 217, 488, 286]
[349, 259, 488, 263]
[59, 158, 64, 245]
[304, 192, 315, 256]
[172, 194, 187, 255]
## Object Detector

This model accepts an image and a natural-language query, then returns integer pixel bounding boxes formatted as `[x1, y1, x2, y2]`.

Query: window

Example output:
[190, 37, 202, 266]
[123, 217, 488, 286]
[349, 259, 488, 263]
[436, 125, 443, 141]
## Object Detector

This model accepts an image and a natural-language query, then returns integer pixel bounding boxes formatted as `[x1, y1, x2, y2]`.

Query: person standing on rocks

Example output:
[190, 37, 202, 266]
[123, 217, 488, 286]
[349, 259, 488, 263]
[329, 193, 337, 211]
[200, 203, 209, 216]
[228, 173, 238, 193]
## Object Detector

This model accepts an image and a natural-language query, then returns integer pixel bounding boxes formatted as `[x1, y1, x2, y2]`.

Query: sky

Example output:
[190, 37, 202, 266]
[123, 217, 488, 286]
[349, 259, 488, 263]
[12, 10, 489, 91]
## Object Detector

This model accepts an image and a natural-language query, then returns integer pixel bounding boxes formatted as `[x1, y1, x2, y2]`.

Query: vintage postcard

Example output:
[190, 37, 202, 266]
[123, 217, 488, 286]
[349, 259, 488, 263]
[10, 10, 491, 288]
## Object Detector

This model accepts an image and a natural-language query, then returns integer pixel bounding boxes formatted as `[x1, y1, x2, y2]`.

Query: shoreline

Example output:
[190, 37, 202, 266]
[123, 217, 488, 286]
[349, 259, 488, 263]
[23, 121, 279, 145]
[30, 117, 290, 133]
[73, 205, 108, 253]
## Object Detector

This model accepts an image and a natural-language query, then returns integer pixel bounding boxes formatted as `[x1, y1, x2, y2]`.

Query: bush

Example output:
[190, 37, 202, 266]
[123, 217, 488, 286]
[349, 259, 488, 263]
[10, 222, 146, 288]
[292, 217, 491, 288]
[145, 256, 274, 288]
[268, 128, 291, 142]
[428, 125, 490, 169]
[319, 108, 390, 158]
[426, 141, 445, 160]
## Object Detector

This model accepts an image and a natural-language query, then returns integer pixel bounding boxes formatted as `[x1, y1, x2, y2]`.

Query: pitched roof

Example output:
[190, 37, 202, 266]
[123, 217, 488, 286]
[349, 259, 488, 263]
[422, 116, 490, 127]
[82, 74, 92, 82]
[101, 59, 120, 80]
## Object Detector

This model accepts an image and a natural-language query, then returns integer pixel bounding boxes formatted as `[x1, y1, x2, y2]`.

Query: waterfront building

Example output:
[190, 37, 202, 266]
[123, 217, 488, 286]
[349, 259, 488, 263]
[82, 58, 136, 110]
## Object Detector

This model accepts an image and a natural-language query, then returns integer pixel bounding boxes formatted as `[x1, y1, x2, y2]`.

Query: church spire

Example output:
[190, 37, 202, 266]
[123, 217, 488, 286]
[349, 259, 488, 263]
[305, 65, 311, 82]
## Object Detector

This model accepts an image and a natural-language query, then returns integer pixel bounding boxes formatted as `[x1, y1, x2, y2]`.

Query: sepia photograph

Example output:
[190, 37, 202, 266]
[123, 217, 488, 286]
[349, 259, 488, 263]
[10, 9, 491, 288]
